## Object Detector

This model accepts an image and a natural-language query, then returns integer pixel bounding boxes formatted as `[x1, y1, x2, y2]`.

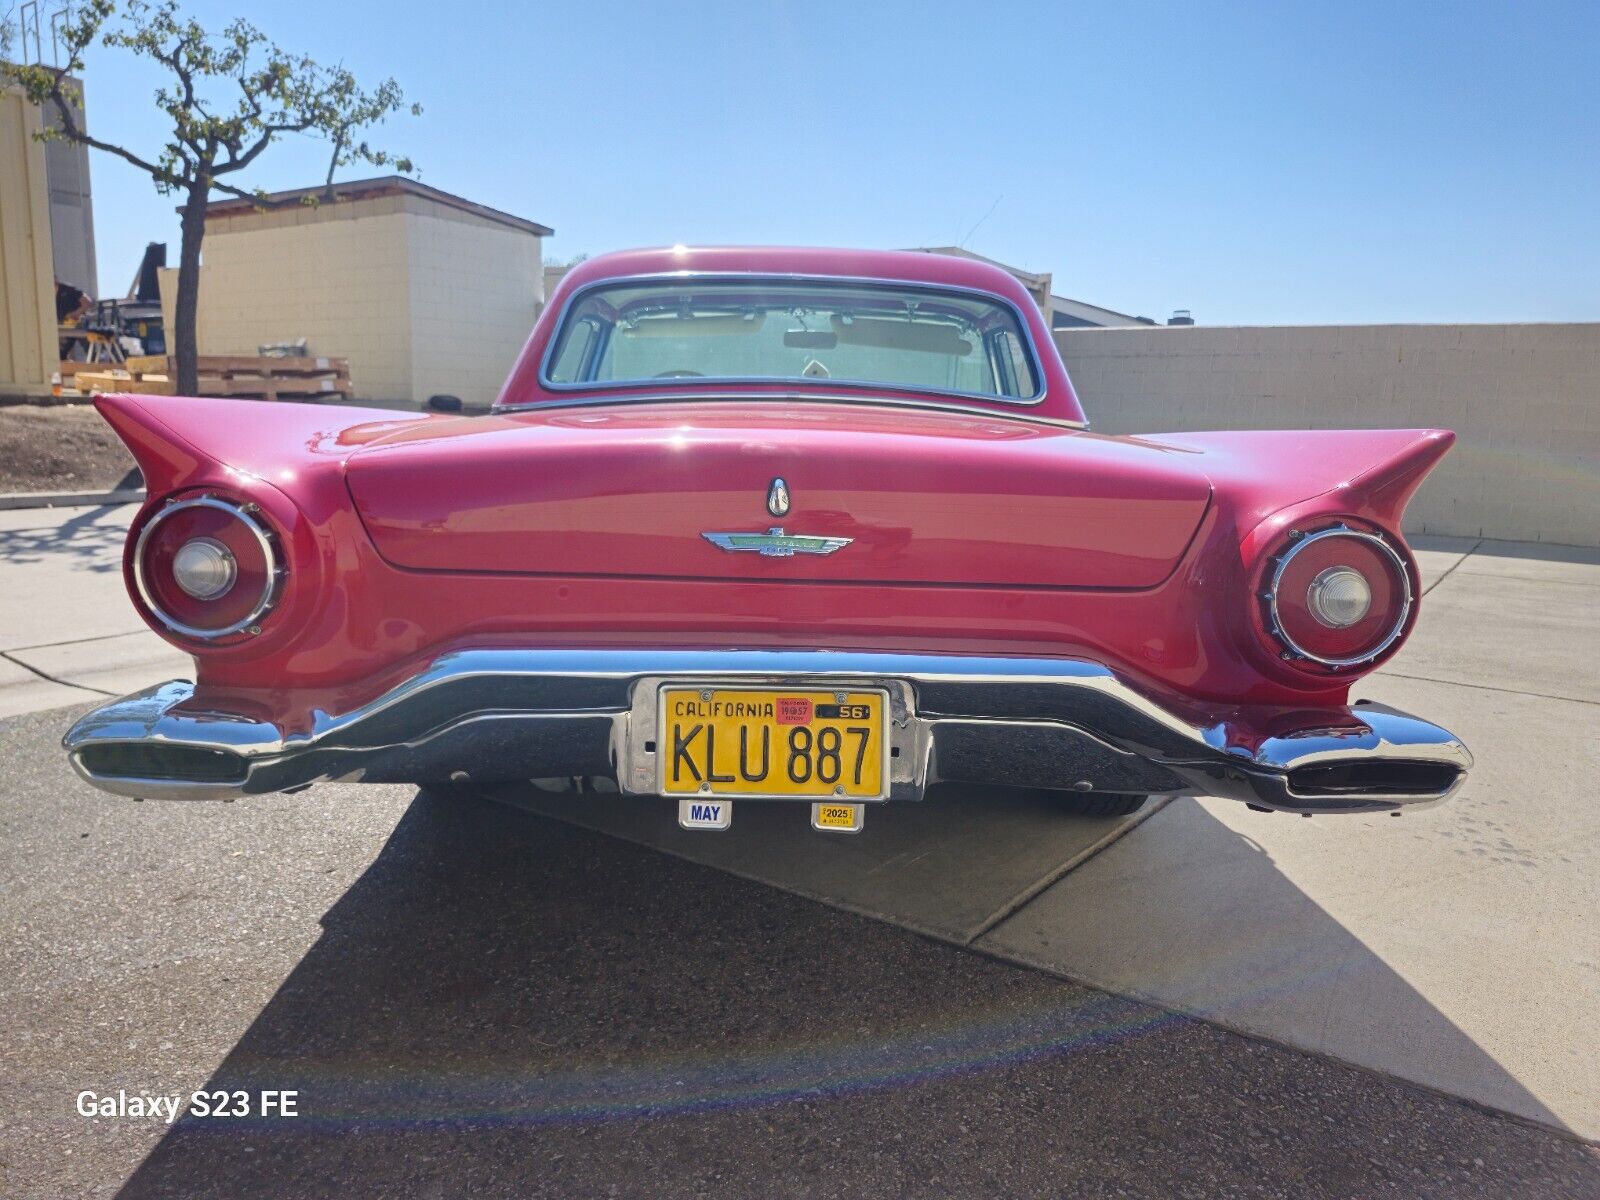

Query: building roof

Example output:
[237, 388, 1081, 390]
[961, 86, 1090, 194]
[909, 245, 1149, 327]
[205, 175, 553, 236]
[910, 246, 1052, 292]
[1049, 294, 1153, 327]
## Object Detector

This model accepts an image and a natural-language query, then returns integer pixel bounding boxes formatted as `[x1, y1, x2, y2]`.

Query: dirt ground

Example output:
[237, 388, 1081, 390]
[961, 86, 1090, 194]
[0, 403, 139, 493]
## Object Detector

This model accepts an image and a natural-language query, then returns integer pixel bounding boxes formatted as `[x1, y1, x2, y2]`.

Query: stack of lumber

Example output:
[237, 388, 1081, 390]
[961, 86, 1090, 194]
[72, 355, 352, 402]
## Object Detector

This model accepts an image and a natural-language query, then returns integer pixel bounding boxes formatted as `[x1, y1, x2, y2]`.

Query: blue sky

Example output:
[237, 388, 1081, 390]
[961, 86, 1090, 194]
[62, 0, 1600, 325]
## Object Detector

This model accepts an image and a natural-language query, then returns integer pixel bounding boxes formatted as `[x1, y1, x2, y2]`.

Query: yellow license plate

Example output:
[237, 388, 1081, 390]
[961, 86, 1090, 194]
[658, 687, 888, 800]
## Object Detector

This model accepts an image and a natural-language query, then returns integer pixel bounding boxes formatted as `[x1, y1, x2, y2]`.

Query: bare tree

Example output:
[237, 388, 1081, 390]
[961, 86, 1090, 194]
[2, 0, 420, 394]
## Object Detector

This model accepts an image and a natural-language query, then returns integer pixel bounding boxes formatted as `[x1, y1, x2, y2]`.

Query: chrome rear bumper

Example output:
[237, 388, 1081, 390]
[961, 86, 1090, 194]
[62, 648, 1472, 814]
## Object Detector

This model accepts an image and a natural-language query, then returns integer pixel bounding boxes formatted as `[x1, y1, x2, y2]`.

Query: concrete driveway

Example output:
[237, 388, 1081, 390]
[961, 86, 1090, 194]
[1, 503, 1595, 1195]
[0, 504, 189, 715]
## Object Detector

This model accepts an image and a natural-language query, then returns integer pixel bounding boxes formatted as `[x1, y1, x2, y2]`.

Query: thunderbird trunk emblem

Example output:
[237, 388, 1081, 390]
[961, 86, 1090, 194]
[702, 528, 852, 558]
[705, 479, 849, 556]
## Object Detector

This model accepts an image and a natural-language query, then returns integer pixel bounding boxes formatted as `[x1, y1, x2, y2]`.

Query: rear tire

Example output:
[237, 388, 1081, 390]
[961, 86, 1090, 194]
[1044, 791, 1149, 817]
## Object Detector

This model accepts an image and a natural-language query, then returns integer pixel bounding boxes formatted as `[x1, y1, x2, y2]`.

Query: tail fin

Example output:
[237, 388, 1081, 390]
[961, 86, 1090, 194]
[1153, 427, 1456, 532]
[95, 393, 435, 496]
[1339, 429, 1457, 526]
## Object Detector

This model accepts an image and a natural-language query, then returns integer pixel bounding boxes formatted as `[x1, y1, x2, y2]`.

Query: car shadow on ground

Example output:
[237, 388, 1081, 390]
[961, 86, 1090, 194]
[109, 788, 1596, 1198]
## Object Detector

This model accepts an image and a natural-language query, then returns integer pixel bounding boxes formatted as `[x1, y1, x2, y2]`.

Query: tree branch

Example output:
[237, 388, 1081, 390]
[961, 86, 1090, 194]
[203, 177, 302, 208]
[324, 127, 346, 197]
[218, 117, 316, 173]
[41, 75, 187, 187]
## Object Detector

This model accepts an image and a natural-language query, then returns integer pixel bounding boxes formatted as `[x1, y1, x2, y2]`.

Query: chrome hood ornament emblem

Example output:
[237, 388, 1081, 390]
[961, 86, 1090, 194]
[704, 477, 849, 556]
[767, 477, 790, 517]
[702, 528, 852, 558]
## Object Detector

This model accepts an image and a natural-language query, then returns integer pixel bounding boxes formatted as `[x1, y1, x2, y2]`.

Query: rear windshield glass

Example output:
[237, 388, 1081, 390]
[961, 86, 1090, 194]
[544, 278, 1041, 401]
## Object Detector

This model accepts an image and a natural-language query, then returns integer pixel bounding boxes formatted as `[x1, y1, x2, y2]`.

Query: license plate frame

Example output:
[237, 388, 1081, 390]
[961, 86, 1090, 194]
[656, 684, 892, 802]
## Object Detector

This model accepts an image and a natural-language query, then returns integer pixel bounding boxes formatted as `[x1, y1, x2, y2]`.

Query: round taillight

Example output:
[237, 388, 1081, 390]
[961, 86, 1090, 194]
[134, 497, 280, 639]
[1266, 527, 1412, 667]
[171, 537, 238, 600]
[1306, 566, 1372, 628]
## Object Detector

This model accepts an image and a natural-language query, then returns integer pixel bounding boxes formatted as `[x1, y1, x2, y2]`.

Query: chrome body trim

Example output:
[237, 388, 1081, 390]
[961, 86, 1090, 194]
[494, 389, 1090, 430]
[1267, 527, 1414, 667]
[132, 497, 281, 641]
[62, 649, 1471, 814]
[536, 271, 1050, 407]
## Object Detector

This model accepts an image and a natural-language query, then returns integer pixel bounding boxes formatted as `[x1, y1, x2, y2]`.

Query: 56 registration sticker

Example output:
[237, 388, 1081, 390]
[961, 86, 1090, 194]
[658, 687, 889, 801]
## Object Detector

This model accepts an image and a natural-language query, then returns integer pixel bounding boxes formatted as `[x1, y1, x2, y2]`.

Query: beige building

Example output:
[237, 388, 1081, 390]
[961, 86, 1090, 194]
[0, 84, 59, 399]
[182, 177, 552, 409]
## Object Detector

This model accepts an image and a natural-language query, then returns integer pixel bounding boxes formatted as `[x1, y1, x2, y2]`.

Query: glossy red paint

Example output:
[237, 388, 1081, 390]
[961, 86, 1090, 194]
[345, 402, 1211, 589]
[92, 247, 1457, 736]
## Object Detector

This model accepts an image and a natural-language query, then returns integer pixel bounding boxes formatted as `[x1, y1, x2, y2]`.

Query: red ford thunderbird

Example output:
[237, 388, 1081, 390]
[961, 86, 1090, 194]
[64, 247, 1470, 831]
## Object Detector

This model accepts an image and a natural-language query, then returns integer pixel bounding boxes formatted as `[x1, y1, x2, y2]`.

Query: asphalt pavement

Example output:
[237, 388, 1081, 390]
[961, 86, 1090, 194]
[3, 702, 1598, 1199]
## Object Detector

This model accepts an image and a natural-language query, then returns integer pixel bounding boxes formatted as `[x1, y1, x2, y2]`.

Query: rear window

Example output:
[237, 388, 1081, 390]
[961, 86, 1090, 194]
[543, 277, 1042, 402]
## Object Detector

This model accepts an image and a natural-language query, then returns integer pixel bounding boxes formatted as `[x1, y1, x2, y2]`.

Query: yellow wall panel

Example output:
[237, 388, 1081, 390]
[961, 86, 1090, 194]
[0, 86, 58, 394]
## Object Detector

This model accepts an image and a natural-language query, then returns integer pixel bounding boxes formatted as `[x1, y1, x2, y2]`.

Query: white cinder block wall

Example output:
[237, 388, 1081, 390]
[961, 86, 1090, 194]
[1057, 324, 1600, 547]
[194, 184, 547, 409]
[406, 207, 541, 409]
[196, 203, 416, 402]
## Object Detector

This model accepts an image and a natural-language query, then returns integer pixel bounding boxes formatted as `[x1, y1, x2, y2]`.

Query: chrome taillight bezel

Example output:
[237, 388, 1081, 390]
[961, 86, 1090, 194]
[133, 495, 282, 640]
[1265, 526, 1413, 668]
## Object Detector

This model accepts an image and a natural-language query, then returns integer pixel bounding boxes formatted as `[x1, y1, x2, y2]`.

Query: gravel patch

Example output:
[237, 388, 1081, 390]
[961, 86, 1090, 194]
[0, 405, 138, 494]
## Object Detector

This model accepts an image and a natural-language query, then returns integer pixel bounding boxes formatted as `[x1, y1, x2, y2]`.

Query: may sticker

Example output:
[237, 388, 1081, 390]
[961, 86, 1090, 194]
[678, 798, 732, 830]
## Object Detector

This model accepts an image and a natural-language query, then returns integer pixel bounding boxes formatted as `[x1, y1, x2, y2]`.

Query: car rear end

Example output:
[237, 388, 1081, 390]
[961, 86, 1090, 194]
[61, 250, 1471, 824]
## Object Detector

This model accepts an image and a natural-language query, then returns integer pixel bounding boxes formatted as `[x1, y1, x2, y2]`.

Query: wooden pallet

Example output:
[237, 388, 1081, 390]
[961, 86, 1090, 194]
[189, 376, 353, 401]
[123, 354, 350, 378]
[72, 372, 172, 395]
[74, 354, 352, 402]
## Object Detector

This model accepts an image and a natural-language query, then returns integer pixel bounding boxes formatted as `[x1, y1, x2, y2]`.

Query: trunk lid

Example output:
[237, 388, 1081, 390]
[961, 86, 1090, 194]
[344, 402, 1212, 589]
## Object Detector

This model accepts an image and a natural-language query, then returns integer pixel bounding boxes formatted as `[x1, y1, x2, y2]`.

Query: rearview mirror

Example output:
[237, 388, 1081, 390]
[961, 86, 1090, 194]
[784, 330, 838, 350]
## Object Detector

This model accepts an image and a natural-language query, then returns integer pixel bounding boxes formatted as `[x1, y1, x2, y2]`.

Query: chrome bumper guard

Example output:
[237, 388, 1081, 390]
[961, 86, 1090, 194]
[62, 649, 1472, 814]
